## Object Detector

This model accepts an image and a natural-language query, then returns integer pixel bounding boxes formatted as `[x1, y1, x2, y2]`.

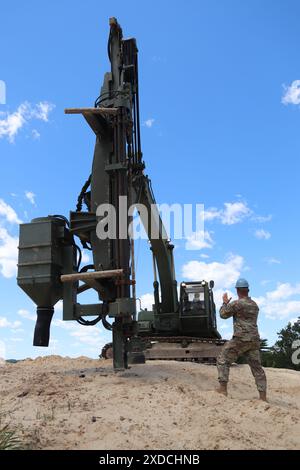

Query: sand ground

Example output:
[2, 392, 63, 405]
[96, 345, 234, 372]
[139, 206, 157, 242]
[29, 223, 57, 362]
[1, 356, 300, 450]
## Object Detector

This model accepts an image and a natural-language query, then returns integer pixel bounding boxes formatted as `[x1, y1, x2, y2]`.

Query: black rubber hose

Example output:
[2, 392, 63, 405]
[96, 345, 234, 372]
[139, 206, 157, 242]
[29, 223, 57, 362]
[50, 214, 70, 227]
[33, 307, 54, 347]
[76, 264, 103, 326]
[76, 316, 102, 326]
[102, 312, 113, 331]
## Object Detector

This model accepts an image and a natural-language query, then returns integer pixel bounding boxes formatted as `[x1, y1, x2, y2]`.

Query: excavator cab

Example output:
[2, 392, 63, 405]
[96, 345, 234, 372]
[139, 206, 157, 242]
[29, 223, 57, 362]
[179, 281, 221, 338]
[181, 282, 206, 315]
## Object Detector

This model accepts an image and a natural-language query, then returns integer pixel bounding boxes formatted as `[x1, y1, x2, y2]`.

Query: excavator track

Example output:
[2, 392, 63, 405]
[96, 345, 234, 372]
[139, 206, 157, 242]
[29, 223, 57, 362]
[101, 337, 226, 364]
[142, 336, 226, 364]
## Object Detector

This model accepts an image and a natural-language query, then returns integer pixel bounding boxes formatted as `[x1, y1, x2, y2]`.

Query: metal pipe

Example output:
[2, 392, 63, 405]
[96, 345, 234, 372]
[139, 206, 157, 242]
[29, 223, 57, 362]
[61, 269, 123, 283]
[65, 107, 118, 115]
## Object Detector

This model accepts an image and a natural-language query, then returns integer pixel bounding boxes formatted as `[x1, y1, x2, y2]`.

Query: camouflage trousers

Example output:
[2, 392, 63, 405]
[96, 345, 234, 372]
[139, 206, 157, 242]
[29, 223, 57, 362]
[217, 337, 267, 392]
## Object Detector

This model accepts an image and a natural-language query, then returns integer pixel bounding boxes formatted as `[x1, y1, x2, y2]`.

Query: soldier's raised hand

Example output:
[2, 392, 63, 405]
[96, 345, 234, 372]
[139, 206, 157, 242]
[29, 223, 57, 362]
[222, 293, 232, 305]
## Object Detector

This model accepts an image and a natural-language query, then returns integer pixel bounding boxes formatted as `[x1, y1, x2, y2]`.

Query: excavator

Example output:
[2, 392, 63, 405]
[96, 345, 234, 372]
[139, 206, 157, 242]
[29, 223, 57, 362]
[17, 18, 224, 371]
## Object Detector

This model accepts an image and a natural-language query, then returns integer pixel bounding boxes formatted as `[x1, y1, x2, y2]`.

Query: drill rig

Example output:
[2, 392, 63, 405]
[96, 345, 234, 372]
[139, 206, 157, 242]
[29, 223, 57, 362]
[17, 18, 224, 371]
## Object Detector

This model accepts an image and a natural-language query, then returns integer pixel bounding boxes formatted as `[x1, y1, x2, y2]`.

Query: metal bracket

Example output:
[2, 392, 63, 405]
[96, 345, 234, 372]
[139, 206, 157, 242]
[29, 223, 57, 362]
[75, 303, 104, 318]
[105, 162, 128, 172]
[108, 298, 136, 318]
[65, 107, 117, 135]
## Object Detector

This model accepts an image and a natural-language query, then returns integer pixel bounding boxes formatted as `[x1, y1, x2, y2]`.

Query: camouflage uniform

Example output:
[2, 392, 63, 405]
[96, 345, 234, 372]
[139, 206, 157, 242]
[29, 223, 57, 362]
[217, 297, 267, 392]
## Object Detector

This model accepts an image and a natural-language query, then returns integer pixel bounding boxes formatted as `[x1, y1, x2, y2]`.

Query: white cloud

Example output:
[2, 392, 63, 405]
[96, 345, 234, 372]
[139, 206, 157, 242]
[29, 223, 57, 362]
[0, 103, 27, 142]
[18, 309, 36, 321]
[0, 101, 55, 142]
[52, 319, 74, 330]
[25, 191, 36, 205]
[282, 80, 300, 105]
[252, 214, 272, 223]
[143, 118, 155, 128]
[258, 299, 300, 320]
[139, 293, 154, 311]
[203, 207, 220, 222]
[49, 339, 59, 348]
[0, 317, 22, 329]
[11, 328, 24, 334]
[32, 102, 55, 122]
[254, 283, 300, 320]
[70, 328, 102, 346]
[0, 227, 18, 278]
[53, 317, 107, 349]
[19, 307, 107, 351]
[53, 318, 86, 331]
[255, 229, 271, 240]
[200, 253, 209, 259]
[0, 200, 22, 278]
[182, 253, 244, 290]
[204, 201, 272, 227]
[0, 80, 6, 104]
[204, 201, 252, 225]
[32, 129, 40, 140]
[261, 279, 271, 286]
[266, 283, 300, 301]
[185, 230, 214, 250]
[266, 257, 281, 265]
[0, 199, 22, 224]
[221, 202, 252, 225]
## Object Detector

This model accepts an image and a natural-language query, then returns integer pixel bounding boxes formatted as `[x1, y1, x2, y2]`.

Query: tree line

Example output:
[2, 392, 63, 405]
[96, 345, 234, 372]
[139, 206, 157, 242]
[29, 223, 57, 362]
[260, 318, 300, 370]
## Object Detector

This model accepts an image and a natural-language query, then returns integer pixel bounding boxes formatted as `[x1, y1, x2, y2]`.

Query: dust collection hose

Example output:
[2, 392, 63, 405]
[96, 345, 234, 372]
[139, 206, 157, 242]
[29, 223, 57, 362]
[33, 307, 54, 346]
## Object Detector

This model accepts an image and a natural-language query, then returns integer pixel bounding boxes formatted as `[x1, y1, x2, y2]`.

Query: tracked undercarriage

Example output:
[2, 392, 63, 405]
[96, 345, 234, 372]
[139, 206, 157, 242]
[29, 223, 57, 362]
[101, 337, 226, 364]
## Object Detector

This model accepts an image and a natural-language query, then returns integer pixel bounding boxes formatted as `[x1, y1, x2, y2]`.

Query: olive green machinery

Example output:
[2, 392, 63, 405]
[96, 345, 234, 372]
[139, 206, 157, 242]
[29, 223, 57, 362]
[17, 18, 223, 371]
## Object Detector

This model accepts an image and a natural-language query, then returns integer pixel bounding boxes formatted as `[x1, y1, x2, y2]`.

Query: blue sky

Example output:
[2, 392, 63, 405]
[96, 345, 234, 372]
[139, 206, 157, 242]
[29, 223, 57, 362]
[1, 0, 300, 360]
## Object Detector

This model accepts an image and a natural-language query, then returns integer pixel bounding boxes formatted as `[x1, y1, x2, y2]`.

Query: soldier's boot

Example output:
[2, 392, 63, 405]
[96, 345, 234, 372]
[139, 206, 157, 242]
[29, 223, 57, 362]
[259, 391, 267, 402]
[216, 381, 228, 396]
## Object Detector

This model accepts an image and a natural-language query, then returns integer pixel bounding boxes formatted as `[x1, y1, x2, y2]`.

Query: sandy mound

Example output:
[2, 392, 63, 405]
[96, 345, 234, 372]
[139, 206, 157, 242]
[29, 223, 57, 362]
[1, 356, 300, 450]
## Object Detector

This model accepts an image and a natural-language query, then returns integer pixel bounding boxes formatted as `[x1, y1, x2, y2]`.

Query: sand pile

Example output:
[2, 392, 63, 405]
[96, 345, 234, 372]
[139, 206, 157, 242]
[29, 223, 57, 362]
[1, 356, 299, 449]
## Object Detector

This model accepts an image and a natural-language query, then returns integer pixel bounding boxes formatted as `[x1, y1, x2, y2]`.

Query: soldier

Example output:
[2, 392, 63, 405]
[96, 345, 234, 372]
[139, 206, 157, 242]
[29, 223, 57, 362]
[216, 278, 267, 401]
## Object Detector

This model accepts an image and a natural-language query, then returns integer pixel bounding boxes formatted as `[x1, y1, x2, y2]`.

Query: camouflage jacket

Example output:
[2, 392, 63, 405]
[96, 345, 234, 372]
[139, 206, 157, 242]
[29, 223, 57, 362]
[219, 297, 260, 341]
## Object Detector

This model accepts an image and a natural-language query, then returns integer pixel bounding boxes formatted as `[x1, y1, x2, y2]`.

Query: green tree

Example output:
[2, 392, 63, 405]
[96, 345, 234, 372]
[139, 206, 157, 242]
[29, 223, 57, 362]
[270, 318, 300, 370]
[260, 338, 276, 367]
